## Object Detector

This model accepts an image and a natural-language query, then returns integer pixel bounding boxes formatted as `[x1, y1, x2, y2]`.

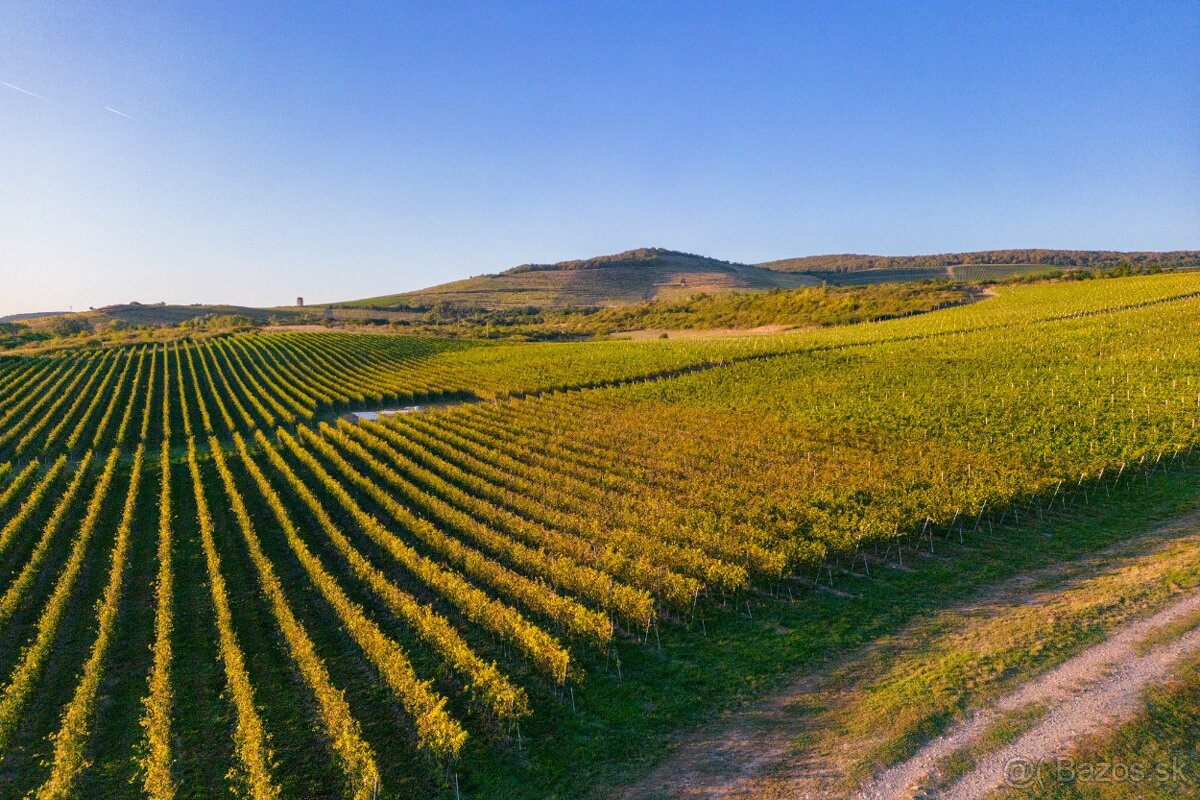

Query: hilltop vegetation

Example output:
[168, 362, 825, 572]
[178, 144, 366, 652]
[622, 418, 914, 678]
[336, 247, 1199, 315]
[326, 264, 1175, 340]
[9, 280, 963, 351]
[407, 281, 975, 339]
[545, 281, 974, 333]
[759, 248, 1200, 274]
[502, 247, 740, 274]
[9, 249, 1195, 352]
[7, 261, 1183, 354]
[72, 302, 310, 327]
[0, 303, 316, 353]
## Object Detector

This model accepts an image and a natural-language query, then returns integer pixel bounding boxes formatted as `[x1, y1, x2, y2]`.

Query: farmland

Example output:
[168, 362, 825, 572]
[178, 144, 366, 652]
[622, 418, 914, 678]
[0, 273, 1199, 797]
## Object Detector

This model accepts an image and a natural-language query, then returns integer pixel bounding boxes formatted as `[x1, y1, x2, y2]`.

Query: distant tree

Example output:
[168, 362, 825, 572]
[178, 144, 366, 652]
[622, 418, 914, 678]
[50, 317, 90, 337]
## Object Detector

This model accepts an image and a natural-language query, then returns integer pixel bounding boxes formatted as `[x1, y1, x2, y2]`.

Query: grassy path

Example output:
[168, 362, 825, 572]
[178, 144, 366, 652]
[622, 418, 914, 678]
[616, 507, 1200, 800]
[861, 590, 1200, 799]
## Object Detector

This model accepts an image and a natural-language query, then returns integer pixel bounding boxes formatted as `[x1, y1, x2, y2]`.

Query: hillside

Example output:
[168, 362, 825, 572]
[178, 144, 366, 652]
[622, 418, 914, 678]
[0, 302, 319, 352]
[25, 302, 310, 330]
[757, 248, 1200, 274]
[0, 310, 69, 323]
[339, 247, 1200, 312]
[338, 248, 819, 310]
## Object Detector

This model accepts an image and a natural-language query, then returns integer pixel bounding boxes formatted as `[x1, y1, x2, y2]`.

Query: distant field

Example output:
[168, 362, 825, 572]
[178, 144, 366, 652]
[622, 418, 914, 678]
[1, 273, 1200, 797]
[758, 248, 1200, 274]
[815, 262, 1060, 285]
[15, 303, 311, 330]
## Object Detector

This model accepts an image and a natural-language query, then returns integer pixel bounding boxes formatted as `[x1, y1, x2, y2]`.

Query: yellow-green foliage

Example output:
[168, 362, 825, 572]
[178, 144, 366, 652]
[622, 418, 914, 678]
[299, 424, 613, 649]
[0, 448, 119, 753]
[114, 346, 150, 447]
[34, 445, 144, 800]
[0, 459, 38, 512]
[139, 440, 177, 800]
[0, 272, 1199, 797]
[322, 421, 655, 629]
[234, 432, 469, 761]
[186, 438, 279, 800]
[346, 418, 697, 612]
[254, 429, 527, 723]
[0, 453, 96, 625]
[208, 437, 381, 797]
[0, 455, 66, 558]
[277, 428, 573, 684]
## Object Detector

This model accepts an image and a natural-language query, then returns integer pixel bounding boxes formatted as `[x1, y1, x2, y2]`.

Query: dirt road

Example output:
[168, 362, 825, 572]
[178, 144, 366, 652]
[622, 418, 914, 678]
[618, 518, 1200, 800]
[856, 590, 1200, 799]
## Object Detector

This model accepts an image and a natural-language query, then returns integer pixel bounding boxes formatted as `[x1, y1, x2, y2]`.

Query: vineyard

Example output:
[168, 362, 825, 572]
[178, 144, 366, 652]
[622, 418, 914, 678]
[0, 273, 1199, 797]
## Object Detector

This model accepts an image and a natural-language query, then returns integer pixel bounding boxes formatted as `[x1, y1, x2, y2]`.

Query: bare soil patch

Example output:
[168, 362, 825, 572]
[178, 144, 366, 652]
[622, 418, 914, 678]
[611, 325, 803, 340]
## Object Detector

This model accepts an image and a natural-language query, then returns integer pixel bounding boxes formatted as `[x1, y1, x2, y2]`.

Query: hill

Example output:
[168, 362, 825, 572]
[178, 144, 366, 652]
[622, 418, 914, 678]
[0, 310, 69, 323]
[339, 247, 1200, 312]
[0, 302, 318, 351]
[24, 302, 311, 331]
[757, 248, 1200, 274]
[338, 248, 820, 311]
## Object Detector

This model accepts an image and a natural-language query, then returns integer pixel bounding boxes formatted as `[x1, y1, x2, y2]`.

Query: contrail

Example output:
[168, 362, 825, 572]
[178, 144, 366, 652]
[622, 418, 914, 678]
[2, 81, 46, 100]
[104, 106, 135, 119]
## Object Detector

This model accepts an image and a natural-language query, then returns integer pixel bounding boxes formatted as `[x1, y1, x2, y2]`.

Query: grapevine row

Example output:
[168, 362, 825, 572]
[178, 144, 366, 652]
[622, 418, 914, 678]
[251, 429, 528, 723]
[33, 444, 145, 800]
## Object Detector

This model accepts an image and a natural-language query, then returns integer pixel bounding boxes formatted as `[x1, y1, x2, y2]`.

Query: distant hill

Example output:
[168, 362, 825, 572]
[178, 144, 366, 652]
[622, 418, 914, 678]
[88, 302, 308, 326]
[20, 303, 309, 331]
[340, 247, 1200, 312]
[757, 249, 1200, 274]
[0, 310, 69, 323]
[338, 248, 820, 311]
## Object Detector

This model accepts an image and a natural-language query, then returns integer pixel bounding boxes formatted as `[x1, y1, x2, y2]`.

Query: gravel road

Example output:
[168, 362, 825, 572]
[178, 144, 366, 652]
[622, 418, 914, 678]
[855, 589, 1200, 800]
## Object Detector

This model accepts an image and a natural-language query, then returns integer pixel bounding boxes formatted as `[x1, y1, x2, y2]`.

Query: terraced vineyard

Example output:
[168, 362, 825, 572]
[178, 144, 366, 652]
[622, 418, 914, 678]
[1, 273, 1200, 798]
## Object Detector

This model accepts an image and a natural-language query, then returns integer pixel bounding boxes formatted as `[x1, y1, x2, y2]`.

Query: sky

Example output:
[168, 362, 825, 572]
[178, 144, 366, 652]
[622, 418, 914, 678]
[1, 1, 1198, 316]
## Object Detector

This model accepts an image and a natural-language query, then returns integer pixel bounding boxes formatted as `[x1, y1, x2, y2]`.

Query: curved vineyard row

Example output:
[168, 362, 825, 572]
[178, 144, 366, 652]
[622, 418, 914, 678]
[0, 274, 1198, 796]
[251, 429, 529, 724]
[185, 437, 280, 800]
[32, 445, 144, 800]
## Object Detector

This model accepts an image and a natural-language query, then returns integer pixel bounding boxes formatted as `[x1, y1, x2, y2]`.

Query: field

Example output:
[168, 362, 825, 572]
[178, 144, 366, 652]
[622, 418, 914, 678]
[757, 248, 1200, 275]
[0, 274, 1199, 798]
[815, 263, 1063, 285]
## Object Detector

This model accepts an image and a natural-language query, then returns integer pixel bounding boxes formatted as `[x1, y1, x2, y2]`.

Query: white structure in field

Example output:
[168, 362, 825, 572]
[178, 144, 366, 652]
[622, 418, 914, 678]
[342, 406, 422, 423]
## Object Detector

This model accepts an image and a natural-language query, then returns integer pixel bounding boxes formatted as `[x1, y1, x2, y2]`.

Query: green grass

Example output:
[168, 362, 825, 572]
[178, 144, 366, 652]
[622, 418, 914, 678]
[833, 510, 1200, 787]
[934, 702, 1050, 787]
[1135, 608, 1200, 656]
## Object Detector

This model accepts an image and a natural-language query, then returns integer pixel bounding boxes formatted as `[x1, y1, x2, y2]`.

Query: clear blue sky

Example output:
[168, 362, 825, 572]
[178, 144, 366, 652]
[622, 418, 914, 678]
[2, 1, 1197, 315]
